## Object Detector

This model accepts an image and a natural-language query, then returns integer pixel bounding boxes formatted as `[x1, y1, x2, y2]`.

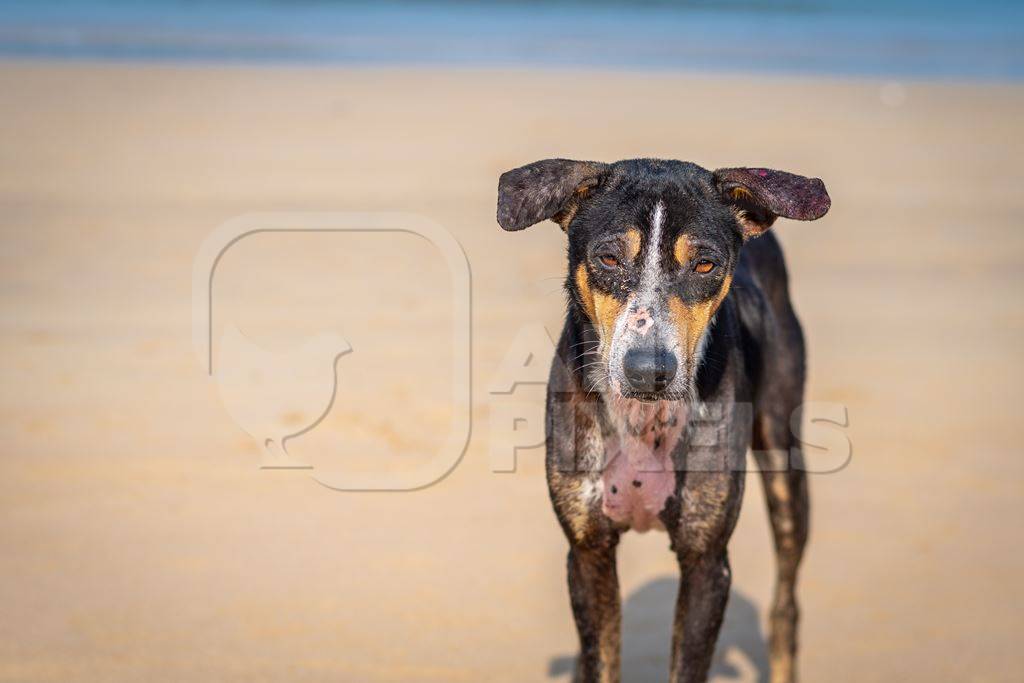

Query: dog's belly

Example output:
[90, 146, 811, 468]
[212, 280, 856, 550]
[599, 400, 687, 532]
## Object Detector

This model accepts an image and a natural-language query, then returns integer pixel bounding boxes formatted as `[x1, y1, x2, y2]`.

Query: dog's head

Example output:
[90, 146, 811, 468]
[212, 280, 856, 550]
[497, 158, 829, 402]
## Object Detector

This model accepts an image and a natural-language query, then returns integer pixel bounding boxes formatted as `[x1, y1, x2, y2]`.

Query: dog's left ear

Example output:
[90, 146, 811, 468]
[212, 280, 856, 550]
[714, 167, 831, 239]
[497, 158, 608, 231]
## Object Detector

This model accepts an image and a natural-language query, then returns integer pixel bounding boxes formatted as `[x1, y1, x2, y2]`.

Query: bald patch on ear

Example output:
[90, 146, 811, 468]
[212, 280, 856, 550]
[624, 229, 641, 263]
[673, 234, 696, 266]
[667, 275, 733, 358]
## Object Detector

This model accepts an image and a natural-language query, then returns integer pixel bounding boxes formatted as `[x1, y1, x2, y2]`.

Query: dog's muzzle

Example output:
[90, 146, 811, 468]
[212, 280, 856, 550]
[622, 347, 678, 396]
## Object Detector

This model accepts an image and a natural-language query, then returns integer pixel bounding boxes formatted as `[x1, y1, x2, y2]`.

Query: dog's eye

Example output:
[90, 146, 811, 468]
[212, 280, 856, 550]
[598, 254, 619, 269]
[694, 259, 716, 275]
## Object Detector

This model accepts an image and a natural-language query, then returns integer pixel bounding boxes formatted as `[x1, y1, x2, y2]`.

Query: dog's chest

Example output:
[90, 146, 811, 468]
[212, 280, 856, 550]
[599, 400, 688, 532]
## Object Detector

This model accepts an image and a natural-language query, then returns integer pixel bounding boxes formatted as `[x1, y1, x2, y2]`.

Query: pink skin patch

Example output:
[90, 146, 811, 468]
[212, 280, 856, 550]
[601, 401, 688, 532]
[626, 307, 653, 336]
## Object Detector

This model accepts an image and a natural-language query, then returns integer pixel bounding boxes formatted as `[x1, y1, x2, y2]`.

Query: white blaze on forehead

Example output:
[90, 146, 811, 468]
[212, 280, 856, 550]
[640, 201, 665, 293]
[611, 201, 666, 346]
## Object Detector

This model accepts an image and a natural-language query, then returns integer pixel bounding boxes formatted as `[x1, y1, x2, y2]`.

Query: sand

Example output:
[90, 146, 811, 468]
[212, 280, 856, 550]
[0, 60, 1022, 682]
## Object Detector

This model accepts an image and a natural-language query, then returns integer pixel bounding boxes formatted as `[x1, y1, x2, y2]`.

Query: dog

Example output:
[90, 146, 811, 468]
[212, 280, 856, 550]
[496, 159, 830, 683]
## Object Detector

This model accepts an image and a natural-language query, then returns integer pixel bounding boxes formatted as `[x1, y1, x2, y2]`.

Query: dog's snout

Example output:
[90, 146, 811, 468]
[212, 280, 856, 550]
[622, 348, 678, 393]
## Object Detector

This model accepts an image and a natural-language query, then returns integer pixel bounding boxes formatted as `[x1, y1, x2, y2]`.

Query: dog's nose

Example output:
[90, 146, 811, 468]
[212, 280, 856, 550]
[622, 348, 678, 393]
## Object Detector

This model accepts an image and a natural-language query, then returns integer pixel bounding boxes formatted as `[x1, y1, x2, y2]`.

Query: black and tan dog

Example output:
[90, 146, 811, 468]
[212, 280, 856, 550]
[496, 159, 830, 683]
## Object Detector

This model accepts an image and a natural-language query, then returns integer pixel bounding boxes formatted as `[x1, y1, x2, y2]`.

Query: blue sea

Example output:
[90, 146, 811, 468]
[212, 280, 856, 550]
[1, 0, 1022, 80]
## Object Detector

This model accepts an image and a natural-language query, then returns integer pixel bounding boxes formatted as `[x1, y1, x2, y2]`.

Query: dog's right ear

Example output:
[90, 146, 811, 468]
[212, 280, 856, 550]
[497, 159, 608, 231]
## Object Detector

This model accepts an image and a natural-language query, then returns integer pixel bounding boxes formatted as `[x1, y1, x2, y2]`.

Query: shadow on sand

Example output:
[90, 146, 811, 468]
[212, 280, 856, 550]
[548, 577, 769, 682]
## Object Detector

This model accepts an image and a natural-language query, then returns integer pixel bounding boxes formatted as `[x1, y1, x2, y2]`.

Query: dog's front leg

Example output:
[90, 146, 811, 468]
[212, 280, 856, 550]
[566, 537, 621, 683]
[669, 549, 732, 683]
[667, 462, 744, 683]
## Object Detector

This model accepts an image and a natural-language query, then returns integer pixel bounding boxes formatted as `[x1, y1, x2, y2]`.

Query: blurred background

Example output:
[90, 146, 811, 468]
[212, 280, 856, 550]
[2, 0, 1023, 78]
[1, 1, 1022, 681]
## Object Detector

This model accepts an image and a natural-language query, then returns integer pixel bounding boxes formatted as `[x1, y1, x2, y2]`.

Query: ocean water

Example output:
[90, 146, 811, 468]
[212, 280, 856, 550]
[0, 0, 1022, 80]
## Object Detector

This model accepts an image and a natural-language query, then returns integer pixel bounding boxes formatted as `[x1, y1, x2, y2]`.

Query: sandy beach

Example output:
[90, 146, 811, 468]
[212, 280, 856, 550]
[1, 60, 1022, 681]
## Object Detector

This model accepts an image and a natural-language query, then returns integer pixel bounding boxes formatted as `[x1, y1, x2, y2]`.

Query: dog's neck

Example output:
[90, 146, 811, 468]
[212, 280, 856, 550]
[598, 396, 688, 532]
